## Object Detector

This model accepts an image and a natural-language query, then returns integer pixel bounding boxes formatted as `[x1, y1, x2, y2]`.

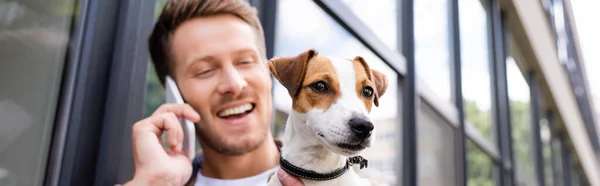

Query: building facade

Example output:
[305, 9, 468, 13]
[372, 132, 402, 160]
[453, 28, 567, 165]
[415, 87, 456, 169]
[0, 0, 598, 185]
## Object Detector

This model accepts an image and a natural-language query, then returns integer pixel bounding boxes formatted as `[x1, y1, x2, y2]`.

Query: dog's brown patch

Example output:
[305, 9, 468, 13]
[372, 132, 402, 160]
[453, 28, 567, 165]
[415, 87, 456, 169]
[352, 58, 375, 112]
[352, 56, 389, 108]
[292, 56, 340, 113]
[269, 50, 388, 114]
[269, 49, 317, 98]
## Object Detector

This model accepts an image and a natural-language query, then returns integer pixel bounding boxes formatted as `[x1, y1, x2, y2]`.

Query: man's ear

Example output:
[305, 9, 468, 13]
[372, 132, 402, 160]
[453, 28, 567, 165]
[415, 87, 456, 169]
[353, 56, 388, 107]
[268, 49, 317, 97]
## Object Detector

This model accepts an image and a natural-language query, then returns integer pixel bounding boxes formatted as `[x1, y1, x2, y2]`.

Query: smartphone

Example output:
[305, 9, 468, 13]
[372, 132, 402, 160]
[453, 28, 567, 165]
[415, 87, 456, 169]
[165, 76, 196, 160]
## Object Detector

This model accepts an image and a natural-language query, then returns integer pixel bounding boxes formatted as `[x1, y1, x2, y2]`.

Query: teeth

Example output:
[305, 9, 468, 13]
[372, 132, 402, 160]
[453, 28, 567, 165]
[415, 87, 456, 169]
[218, 104, 253, 117]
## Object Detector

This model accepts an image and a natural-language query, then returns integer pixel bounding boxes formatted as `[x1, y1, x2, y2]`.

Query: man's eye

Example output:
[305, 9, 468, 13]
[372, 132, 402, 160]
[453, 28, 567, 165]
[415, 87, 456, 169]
[239, 61, 253, 65]
[195, 69, 213, 77]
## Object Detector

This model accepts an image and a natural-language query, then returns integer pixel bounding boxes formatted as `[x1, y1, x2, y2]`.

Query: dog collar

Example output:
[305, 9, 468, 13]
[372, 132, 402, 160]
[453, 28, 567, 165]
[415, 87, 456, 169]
[279, 155, 369, 181]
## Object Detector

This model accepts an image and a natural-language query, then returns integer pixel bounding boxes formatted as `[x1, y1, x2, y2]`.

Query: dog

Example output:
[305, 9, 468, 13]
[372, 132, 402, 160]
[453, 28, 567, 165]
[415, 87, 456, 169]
[266, 49, 388, 186]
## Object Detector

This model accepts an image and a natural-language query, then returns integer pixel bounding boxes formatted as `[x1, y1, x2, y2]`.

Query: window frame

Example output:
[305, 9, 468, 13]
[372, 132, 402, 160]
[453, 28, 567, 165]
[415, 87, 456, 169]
[43, 0, 156, 185]
[35, 0, 594, 185]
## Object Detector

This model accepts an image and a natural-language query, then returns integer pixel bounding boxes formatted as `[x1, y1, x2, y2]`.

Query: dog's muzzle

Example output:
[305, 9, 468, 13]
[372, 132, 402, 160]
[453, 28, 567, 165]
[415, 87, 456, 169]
[348, 117, 374, 140]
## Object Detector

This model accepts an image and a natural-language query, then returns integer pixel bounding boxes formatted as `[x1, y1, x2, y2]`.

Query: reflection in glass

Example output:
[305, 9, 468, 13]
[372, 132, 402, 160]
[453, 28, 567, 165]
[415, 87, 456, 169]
[571, 165, 581, 186]
[142, 0, 168, 117]
[0, 0, 78, 185]
[459, 0, 494, 141]
[466, 140, 494, 186]
[541, 117, 555, 186]
[340, 0, 398, 51]
[551, 135, 565, 186]
[414, 0, 452, 102]
[506, 56, 538, 186]
[418, 101, 456, 186]
[273, 0, 401, 185]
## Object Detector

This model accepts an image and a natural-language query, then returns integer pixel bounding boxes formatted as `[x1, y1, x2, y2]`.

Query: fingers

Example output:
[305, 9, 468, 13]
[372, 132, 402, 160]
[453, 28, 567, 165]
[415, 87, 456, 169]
[133, 103, 199, 153]
[162, 112, 183, 152]
[152, 103, 200, 122]
[278, 169, 304, 186]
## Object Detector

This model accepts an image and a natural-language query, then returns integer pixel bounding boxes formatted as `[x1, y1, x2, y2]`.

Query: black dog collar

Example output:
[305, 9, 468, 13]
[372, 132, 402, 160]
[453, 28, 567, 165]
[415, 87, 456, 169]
[279, 155, 369, 181]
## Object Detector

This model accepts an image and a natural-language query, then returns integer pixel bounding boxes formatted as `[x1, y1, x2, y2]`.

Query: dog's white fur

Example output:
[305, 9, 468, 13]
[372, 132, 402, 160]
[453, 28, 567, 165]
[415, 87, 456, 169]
[267, 56, 376, 186]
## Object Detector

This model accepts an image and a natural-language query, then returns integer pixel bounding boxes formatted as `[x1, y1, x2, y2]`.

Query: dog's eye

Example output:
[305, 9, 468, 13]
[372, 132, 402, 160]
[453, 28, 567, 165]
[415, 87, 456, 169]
[310, 81, 328, 93]
[363, 86, 374, 98]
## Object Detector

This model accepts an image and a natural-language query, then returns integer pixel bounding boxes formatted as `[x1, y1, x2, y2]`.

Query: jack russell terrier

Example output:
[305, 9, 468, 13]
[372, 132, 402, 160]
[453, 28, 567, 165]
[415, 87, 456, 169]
[266, 49, 388, 186]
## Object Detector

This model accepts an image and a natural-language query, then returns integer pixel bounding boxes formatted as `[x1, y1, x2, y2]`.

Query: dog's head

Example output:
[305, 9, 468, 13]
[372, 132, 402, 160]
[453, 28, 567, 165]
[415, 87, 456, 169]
[269, 49, 388, 156]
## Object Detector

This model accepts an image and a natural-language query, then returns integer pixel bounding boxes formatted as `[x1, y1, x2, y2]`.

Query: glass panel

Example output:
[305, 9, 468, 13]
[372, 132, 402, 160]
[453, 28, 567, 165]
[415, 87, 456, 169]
[506, 56, 538, 186]
[540, 117, 555, 186]
[0, 0, 78, 185]
[571, 165, 581, 186]
[552, 136, 565, 186]
[146, 0, 169, 150]
[466, 139, 494, 186]
[418, 101, 456, 186]
[415, 0, 453, 102]
[274, 1, 401, 185]
[459, 0, 494, 141]
[340, 0, 398, 51]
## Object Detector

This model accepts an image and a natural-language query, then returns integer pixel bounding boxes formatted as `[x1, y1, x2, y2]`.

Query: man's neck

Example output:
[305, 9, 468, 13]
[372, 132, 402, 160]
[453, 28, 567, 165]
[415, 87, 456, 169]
[199, 136, 280, 180]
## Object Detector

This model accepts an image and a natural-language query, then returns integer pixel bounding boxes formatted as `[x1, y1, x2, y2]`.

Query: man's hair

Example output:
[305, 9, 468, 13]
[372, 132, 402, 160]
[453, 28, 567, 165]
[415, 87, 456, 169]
[148, 0, 266, 86]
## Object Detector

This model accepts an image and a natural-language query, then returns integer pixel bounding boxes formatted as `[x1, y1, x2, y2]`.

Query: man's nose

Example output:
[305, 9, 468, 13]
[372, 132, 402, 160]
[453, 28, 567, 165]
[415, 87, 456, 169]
[217, 65, 248, 95]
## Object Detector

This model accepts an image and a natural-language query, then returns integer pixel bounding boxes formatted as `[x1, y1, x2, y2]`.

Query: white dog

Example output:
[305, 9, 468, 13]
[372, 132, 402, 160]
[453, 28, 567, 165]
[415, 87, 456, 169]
[266, 49, 388, 186]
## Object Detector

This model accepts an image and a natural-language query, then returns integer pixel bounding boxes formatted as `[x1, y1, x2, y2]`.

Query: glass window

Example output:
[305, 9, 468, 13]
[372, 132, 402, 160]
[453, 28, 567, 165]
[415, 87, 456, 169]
[418, 101, 456, 186]
[466, 139, 494, 186]
[551, 135, 565, 186]
[506, 56, 538, 186]
[541, 117, 555, 186]
[274, 0, 401, 185]
[0, 0, 78, 185]
[144, 65, 165, 118]
[571, 164, 582, 186]
[340, 0, 398, 51]
[145, 0, 168, 149]
[459, 0, 494, 141]
[415, 0, 453, 102]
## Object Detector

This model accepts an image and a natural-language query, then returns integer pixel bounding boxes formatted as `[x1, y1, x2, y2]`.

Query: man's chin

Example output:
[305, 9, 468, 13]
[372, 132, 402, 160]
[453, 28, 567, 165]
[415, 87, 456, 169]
[198, 128, 269, 156]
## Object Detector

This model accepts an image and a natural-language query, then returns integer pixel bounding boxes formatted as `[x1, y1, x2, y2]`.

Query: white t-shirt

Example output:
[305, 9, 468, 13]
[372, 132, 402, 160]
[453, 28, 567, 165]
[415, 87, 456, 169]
[193, 167, 278, 186]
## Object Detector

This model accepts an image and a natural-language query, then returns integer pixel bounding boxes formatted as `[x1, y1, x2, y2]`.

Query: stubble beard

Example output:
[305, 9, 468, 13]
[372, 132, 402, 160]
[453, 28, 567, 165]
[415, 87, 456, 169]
[195, 120, 269, 156]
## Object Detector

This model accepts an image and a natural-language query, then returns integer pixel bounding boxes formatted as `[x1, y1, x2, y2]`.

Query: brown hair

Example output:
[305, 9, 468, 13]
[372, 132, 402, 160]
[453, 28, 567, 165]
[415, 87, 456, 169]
[148, 0, 266, 85]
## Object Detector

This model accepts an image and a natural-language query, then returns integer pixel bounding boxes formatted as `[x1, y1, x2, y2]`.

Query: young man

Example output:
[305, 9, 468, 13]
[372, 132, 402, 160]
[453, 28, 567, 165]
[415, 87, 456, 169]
[123, 0, 303, 185]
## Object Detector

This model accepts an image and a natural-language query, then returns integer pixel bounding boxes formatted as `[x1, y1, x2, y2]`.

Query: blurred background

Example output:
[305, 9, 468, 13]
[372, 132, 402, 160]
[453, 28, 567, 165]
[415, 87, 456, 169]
[1, 0, 599, 185]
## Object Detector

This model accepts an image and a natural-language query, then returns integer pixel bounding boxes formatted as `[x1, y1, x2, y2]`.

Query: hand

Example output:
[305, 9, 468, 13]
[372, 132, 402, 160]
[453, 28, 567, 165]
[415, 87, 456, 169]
[123, 103, 201, 186]
[278, 168, 305, 186]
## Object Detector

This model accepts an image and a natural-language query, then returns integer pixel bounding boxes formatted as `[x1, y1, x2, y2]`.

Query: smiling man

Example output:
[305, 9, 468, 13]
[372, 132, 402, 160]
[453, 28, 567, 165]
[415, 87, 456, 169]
[122, 0, 303, 185]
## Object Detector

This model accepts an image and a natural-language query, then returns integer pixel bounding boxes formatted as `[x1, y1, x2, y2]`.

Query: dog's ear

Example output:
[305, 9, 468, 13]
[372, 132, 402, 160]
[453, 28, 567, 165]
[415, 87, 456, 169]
[371, 69, 388, 106]
[269, 49, 317, 97]
[354, 56, 389, 107]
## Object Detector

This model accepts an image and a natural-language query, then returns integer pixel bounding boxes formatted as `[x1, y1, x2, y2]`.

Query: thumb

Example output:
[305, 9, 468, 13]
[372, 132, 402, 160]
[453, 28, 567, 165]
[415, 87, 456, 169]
[278, 169, 304, 186]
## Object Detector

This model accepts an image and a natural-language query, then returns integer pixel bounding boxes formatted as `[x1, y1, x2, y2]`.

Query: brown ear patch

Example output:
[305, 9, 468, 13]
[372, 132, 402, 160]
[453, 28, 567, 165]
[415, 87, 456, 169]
[268, 49, 317, 98]
[371, 69, 388, 101]
[292, 56, 340, 113]
[353, 56, 389, 107]
[269, 50, 341, 113]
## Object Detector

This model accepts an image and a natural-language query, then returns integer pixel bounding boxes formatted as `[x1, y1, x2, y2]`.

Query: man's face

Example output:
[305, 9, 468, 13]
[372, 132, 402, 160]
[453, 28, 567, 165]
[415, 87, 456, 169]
[170, 14, 273, 156]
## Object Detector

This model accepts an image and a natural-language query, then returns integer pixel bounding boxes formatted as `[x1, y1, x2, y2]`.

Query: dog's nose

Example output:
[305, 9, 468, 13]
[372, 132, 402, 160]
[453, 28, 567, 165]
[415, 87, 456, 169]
[349, 117, 374, 139]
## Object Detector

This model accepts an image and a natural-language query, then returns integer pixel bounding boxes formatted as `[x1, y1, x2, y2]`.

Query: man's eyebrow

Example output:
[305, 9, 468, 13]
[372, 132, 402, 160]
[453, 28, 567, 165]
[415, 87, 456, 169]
[232, 48, 258, 57]
[189, 55, 217, 65]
